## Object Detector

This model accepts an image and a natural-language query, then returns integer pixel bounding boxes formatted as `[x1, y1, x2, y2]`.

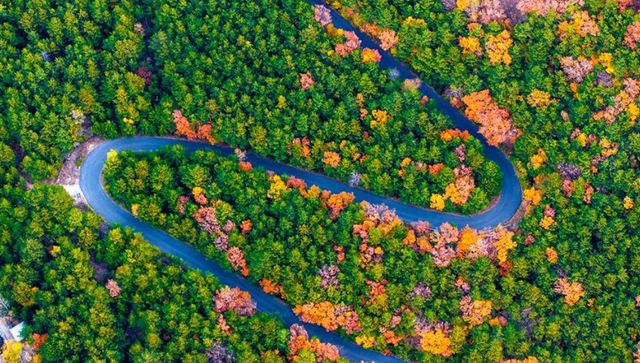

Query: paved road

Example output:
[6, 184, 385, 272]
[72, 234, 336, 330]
[79, 2, 522, 362]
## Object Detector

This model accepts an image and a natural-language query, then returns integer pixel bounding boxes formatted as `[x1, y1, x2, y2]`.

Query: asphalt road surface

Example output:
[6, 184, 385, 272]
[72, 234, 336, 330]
[80, 2, 522, 361]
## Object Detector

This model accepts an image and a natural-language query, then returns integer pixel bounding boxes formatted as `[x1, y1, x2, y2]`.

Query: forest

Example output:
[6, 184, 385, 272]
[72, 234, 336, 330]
[0, 0, 499, 213]
[314, 0, 640, 361]
[104, 146, 519, 360]
[0, 0, 640, 361]
[104, 141, 638, 361]
[0, 147, 346, 362]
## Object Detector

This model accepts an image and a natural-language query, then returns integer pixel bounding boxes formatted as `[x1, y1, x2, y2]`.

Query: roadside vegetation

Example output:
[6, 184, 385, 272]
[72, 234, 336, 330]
[0, 0, 499, 213]
[0, 155, 346, 362]
[1, 0, 639, 361]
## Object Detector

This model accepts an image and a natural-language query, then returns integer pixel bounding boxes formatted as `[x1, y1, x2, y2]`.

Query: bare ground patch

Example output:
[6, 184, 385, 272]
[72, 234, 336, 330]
[49, 137, 104, 205]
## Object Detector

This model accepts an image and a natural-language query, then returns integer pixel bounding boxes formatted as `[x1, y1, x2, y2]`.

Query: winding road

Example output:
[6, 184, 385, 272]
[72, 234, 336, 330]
[79, 2, 522, 362]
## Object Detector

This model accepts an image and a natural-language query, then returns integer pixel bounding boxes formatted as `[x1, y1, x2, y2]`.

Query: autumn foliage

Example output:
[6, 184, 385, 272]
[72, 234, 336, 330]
[105, 279, 121, 297]
[287, 324, 340, 362]
[192, 186, 208, 205]
[554, 278, 585, 306]
[335, 31, 361, 56]
[227, 246, 249, 276]
[558, 11, 599, 38]
[213, 287, 257, 316]
[322, 151, 341, 167]
[30, 333, 48, 352]
[593, 78, 640, 124]
[299, 72, 316, 90]
[462, 90, 517, 147]
[444, 166, 476, 205]
[459, 296, 493, 328]
[486, 30, 512, 65]
[361, 48, 382, 63]
[502, 357, 540, 363]
[321, 191, 355, 220]
[624, 22, 640, 49]
[85, 0, 640, 359]
[516, 0, 584, 16]
[260, 278, 282, 295]
[527, 90, 554, 109]
[440, 129, 470, 142]
[173, 110, 196, 140]
[173, 109, 214, 143]
[240, 219, 252, 235]
[314, 4, 332, 27]
[451, 0, 506, 24]
[379, 29, 399, 50]
[459, 36, 482, 56]
[293, 301, 362, 334]
[560, 56, 593, 83]
[416, 320, 453, 356]
[193, 207, 220, 235]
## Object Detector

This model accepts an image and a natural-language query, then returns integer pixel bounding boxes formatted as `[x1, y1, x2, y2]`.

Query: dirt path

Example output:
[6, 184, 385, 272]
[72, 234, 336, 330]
[50, 137, 104, 205]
